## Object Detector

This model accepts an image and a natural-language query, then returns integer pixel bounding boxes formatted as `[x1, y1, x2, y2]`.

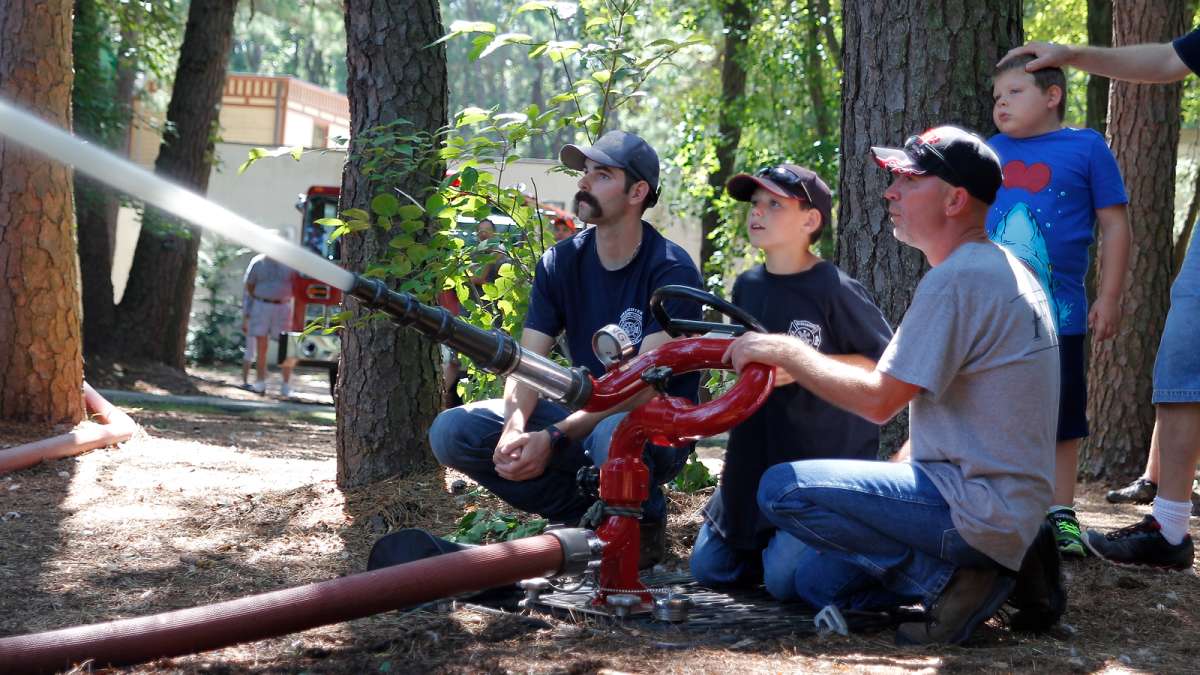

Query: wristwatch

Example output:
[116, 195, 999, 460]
[543, 424, 571, 452]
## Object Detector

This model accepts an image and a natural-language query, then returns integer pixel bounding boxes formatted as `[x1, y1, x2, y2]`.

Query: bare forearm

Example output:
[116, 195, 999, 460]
[1097, 216, 1132, 302]
[501, 376, 540, 434]
[779, 344, 897, 424]
[1066, 43, 1190, 83]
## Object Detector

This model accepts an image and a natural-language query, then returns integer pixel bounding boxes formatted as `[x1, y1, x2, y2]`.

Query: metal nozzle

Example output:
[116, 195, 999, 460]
[348, 276, 592, 409]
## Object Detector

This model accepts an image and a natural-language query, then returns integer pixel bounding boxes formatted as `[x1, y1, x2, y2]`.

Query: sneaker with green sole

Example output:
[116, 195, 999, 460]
[1047, 508, 1086, 558]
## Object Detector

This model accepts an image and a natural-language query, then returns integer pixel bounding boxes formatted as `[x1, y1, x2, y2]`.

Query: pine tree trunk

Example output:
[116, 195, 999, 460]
[0, 0, 85, 425]
[337, 0, 448, 487]
[835, 0, 1022, 454]
[698, 0, 751, 287]
[1082, 0, 1185, 481]
[102, 0, 238, 368]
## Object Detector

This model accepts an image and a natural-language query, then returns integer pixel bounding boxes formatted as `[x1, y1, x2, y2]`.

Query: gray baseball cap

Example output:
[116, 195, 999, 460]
[560, 130, 661, 207]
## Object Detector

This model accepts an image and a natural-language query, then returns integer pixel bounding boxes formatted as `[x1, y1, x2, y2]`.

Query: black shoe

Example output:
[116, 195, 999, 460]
[895, 567, 1015, 645]
[1008, 521, 1066, 632]
[1106, 477, 1157, 504]
[638, 518, 666, 570]
[1082, 515, 1194, 571]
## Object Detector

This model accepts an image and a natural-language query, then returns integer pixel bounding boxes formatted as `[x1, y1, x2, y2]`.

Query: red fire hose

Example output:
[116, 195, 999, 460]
[0, 530, 596, 672]
[0, 383, 137, 475]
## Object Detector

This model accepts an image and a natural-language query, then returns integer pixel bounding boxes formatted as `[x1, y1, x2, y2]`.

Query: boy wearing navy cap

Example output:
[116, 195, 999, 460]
[689, 164, 893, 597]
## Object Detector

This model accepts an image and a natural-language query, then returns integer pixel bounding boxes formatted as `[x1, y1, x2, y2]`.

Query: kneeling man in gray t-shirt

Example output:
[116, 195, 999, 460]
[724, 126, 1059, 645]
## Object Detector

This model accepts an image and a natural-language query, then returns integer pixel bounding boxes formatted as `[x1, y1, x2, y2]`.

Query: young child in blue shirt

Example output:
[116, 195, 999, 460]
[988, 55, 1132, 557]
[689, 165, 892, 595]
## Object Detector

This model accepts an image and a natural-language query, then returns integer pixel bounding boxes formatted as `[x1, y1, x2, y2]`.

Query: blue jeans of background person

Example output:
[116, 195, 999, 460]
[1153, 232, 1200, 403]
[689, 521, 911, 609]
[757, 459, 1000, 609]
[429, 398, 689, 524]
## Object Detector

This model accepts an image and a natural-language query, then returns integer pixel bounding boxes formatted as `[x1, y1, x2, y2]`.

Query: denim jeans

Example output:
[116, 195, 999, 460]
[428, 398, 689, 524]
[756, 459, 998, 609]
[689, 520, 912, 609]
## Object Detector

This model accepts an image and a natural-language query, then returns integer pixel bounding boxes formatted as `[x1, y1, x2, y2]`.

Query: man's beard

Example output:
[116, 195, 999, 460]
[574, 191, 602, 219]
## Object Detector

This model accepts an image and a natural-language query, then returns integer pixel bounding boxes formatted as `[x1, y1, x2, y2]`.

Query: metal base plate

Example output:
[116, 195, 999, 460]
[524, 570, 909, 640]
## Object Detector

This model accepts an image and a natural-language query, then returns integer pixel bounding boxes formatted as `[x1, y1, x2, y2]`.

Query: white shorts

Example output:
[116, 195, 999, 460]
[246, 299, 292, 337]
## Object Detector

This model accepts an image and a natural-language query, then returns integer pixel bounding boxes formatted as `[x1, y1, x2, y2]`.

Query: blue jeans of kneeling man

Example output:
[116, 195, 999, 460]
[429, 398, 690, 525]
[756, 459, 1000, 610]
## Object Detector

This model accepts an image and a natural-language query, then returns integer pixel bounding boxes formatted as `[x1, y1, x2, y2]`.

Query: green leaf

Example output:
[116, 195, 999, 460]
[342, 208, 370, 221]
[515, 1, 554, 13]
[397, 205, 424, 220]
[479, 32, 534, 59]
[314, 217, 343, 228]
[371, 193, 400, 217]
[467, 34, 493, 60]
[457, 166, 479, 192]
[592, 69, 611, 85]
[448, 19, 496, 34]
[455, 106, 491, 127]
[424, 193, 446, 214]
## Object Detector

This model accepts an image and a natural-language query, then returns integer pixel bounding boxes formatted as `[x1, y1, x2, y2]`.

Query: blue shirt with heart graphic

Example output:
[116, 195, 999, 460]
[985, 128, 1127, 335]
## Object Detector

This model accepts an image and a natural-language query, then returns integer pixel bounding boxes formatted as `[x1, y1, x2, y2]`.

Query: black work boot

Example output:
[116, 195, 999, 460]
[895, 567, 1015, 645]
[1008, 521, 1067, 632]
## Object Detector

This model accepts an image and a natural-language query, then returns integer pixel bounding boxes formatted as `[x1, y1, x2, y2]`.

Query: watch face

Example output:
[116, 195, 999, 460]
[592, 324, 635, 367]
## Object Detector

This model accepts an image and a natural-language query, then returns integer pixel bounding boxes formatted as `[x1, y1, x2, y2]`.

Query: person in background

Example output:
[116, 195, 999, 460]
[243, 251, 296, 397]
[1003, 31, 1200, 569]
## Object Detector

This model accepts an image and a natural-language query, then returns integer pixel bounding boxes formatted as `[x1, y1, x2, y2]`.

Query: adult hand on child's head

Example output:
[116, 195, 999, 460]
[999, 41, 1072, 71]
[1088, 295, 1122, 342]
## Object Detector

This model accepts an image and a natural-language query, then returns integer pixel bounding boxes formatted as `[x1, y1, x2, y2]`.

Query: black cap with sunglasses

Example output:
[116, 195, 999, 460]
[870, 125, 1003, 205]
[726, 164, 833, 229]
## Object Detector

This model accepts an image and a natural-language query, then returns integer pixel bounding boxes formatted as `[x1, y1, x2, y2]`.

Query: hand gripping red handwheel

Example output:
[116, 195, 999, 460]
[581, 285, 775, 608]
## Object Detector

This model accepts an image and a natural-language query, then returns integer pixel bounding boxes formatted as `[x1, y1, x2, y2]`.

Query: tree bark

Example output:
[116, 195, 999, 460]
[698, 0, 752, 287]
[1082, 0, 1186, 482]
[0, 0, 85, 425]
[835, 0, 1022, 454]
[1085, 0, 1112, 135]
[338, 0, 448, 487]
[100, 0, 238, 368]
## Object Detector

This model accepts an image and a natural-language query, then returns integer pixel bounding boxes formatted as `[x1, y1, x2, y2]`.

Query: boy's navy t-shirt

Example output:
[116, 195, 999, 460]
[703, 262, 893, 550]
[524, 221, 703, 400]
[985, 128, 1127, 335]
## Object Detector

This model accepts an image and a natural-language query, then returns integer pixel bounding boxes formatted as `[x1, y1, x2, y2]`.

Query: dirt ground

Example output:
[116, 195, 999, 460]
[1, 363, 1198, 673]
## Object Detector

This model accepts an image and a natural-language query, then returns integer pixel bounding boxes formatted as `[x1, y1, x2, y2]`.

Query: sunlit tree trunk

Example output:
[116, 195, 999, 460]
[337, 0, 448, 486]
[835, 0, 1022, 454]
[0, 0, 84, 424]
[1082, 0, 1186, 481]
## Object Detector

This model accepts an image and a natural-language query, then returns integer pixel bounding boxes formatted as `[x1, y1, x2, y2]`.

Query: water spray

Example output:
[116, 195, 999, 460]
[0, 97, 590, 407]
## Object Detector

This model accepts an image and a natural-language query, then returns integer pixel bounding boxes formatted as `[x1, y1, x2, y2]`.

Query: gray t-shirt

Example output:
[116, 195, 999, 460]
[878, 241, 1059, 571]
[243, 254, 294, 307]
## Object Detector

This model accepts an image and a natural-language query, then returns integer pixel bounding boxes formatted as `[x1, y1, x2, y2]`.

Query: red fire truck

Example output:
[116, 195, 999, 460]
[277, 186, 344, 394]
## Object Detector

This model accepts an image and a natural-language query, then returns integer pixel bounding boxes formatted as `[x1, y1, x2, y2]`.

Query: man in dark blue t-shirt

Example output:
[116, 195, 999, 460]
[1002, 30, 1200, 570]
[429, 130, 702, 565]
